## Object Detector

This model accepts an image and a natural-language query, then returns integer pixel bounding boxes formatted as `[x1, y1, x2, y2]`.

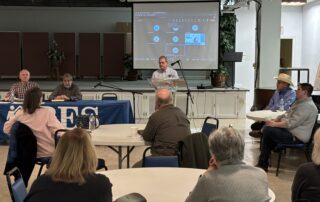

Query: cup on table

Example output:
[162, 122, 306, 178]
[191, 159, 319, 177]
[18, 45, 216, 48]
[130, 126, 138, 137]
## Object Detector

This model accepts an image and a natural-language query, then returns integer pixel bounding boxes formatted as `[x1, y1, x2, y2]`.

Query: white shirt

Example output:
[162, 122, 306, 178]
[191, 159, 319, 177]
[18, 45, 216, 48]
[152, 67, 179, 80]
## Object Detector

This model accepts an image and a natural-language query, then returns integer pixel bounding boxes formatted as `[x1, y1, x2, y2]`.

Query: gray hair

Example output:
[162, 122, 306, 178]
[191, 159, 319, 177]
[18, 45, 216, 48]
[63, 73, 73, 80]
[208, 127, 245, 163]
[312, 128, 320, 165]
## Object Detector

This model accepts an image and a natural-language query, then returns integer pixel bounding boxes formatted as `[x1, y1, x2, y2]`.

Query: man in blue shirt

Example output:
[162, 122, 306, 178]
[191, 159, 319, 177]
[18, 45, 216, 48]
[249, 73, 296, 138]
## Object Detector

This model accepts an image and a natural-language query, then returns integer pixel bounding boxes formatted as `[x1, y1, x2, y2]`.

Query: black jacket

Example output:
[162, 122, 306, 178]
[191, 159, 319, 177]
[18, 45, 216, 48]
[4, 122, 37, 186]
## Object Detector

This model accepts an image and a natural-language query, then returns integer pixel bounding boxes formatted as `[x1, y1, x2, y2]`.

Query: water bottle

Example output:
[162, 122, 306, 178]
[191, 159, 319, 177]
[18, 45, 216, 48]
[89, 113, 96, 131]
[9, 91, 15, 103]
[279, 98, 284, 111]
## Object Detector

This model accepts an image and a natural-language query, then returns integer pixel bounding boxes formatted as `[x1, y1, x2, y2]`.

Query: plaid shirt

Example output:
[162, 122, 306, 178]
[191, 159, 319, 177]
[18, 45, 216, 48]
[6, 81, 39, 99]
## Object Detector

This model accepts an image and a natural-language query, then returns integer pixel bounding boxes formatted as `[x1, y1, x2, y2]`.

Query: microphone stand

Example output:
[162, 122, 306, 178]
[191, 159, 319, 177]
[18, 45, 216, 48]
[95, 82, 142, 121]
[175, 61, 193, 116]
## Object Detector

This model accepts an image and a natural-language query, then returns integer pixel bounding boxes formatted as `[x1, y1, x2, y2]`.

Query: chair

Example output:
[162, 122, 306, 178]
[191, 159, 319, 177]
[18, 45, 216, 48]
[201, 116, 219, 137]
[102, 93, 118, 100]
[178, 132, 211, 169]
[114, 193, 147, 202]
[142, 147, 179, 167]
[6, 167, 28, 202]
[274, 116, 319, 176]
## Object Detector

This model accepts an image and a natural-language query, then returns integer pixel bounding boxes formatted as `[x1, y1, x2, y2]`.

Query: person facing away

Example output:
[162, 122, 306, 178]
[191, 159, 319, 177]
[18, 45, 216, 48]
[257, 83, 318, 172]
[186, 127, 270, 202]
[3, 87, 64, 159]
[292, 128, 320, 202]
[25, 128, 112, 202]
[3, 69, 39, 101]
[152, 55, 179, 80]
[249, 73, 296, 138]
[141, 88, 190, 156]
[48, 73, 82, 101]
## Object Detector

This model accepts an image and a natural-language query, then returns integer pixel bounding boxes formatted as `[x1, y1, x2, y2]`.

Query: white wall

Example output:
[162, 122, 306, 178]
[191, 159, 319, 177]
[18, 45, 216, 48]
[259, 0, 282, 88]
[281, 6, 303, 68]
[302, 1, 320, 86]
[0, 6, 131, 33]
[235, 5, 256, 112]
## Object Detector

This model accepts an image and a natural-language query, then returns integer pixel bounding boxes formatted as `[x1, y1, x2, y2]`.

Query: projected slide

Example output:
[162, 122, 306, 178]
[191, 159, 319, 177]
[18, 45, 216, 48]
[133, 2, 219, 70]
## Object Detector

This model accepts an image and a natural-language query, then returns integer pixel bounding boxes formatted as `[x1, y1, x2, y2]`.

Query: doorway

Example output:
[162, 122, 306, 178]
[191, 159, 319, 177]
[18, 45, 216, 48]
[280, 38, 293, 68]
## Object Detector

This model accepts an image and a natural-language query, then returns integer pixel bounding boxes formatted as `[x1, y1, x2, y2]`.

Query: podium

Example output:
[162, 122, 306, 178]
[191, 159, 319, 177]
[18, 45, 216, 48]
[150, 79, 186, 92]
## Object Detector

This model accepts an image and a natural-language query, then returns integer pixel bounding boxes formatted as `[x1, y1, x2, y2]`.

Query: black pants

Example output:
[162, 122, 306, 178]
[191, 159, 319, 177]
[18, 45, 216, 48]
[251, 121, 265, 131]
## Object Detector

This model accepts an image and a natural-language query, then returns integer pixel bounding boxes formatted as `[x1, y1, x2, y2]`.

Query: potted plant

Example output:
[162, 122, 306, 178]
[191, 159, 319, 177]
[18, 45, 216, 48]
[124, 53, 138, 81]
[211, 64, 229, 87]
[47, 40, 65, 80]
[211, 13, 236, 87]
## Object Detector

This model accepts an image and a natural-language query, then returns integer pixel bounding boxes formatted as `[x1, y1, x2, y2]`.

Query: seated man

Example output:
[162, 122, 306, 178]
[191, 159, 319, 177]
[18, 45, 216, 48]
[141, 88, 190, 156]
[49, 73, 82, 101]
[186, 127, 270, 202]
[250, 73, 296, 138]
[3, 69, 39, 101]
[257, 83, 318, 171]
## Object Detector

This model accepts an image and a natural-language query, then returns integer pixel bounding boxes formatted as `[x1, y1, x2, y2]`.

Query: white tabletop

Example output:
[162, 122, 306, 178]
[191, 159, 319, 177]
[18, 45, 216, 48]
[246, 110, 285, 122]
[99, 167, 275, 202]
[91, 124, 147, 146]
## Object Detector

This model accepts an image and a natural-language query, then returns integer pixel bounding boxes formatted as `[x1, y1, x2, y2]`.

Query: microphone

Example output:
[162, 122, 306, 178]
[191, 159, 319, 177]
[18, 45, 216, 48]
[92, 82, 101, 89]
[171, 60, 180, 66]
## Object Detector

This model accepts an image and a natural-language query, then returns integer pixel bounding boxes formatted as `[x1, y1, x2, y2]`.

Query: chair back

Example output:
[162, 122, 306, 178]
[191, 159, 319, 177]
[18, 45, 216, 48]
[102, 93, 118, 100]
[6, 167, 27, 202]
[201, 116, 219, 137]
[142, 147, 179, 167]
[114, 193, 147, 202]
[178, 132, 211, 169]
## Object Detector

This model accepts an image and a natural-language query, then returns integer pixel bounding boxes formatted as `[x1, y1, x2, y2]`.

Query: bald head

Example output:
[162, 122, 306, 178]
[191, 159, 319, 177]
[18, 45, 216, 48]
[155, 88, 173, 110]
[19, 69, 30, 83]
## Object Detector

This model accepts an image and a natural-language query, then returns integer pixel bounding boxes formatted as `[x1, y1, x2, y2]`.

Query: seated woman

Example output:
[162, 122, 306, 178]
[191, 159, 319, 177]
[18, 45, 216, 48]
[25, 128, 113, 202]
[292, 128, 320, 201]
[4, 87, 64, 160]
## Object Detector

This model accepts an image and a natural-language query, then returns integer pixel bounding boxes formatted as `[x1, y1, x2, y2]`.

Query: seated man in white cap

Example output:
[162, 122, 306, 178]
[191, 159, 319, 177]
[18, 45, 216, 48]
[249, 73, 296, 138]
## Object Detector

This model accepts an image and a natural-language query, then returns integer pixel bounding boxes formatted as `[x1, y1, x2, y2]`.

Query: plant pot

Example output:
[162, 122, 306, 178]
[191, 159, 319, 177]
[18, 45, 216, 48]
[211, 73, 226, 87]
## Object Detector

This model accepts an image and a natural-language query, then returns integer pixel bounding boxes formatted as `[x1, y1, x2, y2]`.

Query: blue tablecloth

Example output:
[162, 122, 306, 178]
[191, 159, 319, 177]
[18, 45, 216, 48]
[0, 100, 134, 142]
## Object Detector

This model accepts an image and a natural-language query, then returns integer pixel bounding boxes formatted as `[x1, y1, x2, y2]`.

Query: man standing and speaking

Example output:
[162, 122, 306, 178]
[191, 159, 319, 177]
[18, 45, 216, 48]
[152, 56, 179, 80]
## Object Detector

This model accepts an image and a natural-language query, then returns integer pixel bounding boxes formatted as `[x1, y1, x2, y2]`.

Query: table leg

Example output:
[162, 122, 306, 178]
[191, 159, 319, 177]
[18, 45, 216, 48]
[127, 146, 130, 168]
[118, 146, 122, 169]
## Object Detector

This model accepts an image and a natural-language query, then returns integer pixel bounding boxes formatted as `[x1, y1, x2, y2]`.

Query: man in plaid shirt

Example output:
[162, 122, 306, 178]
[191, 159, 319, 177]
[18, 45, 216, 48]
[3, 69, 39, 101]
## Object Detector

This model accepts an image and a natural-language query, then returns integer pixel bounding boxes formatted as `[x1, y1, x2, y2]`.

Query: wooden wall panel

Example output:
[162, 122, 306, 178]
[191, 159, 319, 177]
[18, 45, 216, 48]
[254, 89, 274, 110]
[54, 33, 76, 76]
[22, 32, 50, 77]
[103, 33, 125, 77]
[79, 33, 100, 77]
[0, 32, 20, 76]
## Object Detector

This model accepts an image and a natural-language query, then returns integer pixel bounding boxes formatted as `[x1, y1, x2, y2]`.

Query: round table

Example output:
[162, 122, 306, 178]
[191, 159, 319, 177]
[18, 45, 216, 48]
[99, 167, 275, 202]
[246, 110, 285, 122]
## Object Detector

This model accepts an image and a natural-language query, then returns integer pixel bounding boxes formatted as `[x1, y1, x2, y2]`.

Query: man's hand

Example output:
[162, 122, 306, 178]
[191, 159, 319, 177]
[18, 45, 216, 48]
[3, 95, 9, 101]
[54, 95, 70, 100]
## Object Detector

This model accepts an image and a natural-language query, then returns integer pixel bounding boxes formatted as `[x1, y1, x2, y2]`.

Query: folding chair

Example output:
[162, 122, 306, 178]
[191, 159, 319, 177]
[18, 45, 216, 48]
[6, 167, 27, 202]
[142, 147, 179, 167]
[201, 116, 219, 137]
[102, 93, 118, 100]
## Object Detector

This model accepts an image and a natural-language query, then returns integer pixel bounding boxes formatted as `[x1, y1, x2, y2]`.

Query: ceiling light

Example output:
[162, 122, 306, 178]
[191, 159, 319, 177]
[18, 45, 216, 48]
[282, 0, 307, 6]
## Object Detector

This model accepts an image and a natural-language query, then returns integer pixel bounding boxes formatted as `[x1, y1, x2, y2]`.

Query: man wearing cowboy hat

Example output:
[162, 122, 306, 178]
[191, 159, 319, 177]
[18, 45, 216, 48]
[257, 83, 318, 172]
[249, 73, 296, 138]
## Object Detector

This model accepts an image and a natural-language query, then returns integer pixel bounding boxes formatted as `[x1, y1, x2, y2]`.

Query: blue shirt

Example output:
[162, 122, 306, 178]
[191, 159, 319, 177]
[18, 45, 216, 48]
[267, 87, 296, 111]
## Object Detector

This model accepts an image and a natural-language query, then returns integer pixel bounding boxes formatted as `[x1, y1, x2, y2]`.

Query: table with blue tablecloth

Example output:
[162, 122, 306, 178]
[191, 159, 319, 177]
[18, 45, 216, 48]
[0, 100, 134, 142]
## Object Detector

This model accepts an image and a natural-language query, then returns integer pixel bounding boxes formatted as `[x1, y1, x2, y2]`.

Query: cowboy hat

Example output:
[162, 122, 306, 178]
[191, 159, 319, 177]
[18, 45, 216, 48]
[274, 73, 293, 86]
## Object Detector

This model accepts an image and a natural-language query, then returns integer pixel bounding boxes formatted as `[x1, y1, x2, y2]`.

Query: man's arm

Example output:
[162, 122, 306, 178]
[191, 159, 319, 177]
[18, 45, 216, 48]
[142, 116, 157, 141]
[69, 84, 82, 101]
[48, 85, 61, 100]
[266, 91, 278, 110]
